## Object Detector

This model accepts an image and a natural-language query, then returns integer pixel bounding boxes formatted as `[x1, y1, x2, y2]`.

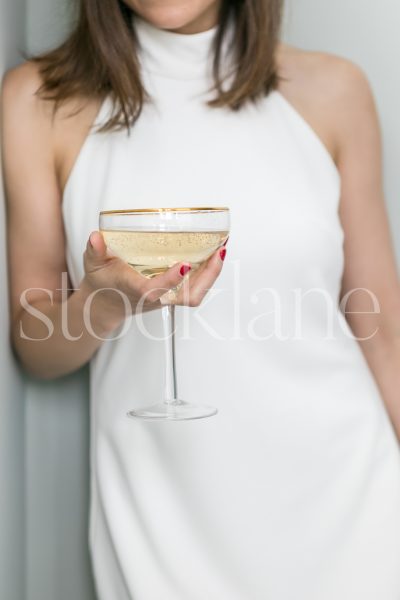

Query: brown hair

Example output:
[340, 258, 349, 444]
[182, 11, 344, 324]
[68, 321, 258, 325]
[33, 0, 284, 131]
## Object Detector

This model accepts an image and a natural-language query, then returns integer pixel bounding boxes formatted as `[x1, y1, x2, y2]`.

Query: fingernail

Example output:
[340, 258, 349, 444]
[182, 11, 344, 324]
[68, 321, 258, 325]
[88, 234, 94, 248]
[223, 236, 229, 247]
[180, 264, 191, 276]
[219, 248, 226, 261]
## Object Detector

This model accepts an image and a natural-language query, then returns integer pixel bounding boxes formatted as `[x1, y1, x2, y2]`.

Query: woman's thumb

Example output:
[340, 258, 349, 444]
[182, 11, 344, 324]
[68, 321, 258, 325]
[86, 231, 109, 264]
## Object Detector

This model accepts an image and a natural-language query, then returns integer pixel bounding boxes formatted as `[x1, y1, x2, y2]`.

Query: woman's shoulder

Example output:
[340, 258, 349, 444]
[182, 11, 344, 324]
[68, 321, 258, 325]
[276, 44, 377, 160]
[1, 61, 55, 169]
[1, 61, 49, 124]
[2, 60, 102, 193]
[2, 60, 66, 137]
[2, 60, 99, 124]
[2, 60, 41, 96]
[277, 43, 373, 107]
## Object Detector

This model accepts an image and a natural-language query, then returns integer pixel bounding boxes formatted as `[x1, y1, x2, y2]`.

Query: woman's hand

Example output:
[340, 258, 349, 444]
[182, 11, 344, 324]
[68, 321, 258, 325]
[81, 231, 227, 334]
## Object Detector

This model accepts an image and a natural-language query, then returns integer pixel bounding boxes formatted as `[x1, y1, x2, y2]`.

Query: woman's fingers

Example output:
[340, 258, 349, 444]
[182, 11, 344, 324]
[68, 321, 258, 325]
[178, 247, 226, 306]
[84, 231, 227, 309]
[138, 262, 192, 304]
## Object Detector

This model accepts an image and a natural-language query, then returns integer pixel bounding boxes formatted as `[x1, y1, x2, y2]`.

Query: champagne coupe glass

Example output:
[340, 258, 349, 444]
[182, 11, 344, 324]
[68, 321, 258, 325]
[99, 207, 230, 421]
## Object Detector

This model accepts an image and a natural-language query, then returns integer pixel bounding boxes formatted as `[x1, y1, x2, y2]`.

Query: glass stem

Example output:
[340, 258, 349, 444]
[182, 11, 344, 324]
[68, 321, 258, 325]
[161, 304, 179, 404]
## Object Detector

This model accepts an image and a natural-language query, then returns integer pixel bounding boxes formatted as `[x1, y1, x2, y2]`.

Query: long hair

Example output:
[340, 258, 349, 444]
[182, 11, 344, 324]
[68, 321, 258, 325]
[33, 0, 284, 131]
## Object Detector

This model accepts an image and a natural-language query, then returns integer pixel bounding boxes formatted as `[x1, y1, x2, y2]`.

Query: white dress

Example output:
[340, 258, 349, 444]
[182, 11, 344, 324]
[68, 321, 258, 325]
[62, 16, 400, 600]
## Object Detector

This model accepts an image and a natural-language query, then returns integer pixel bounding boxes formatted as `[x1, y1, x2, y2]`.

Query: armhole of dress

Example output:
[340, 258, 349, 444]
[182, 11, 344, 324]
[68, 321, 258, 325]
[62, 97, 110, 206]
[273, 90, 341, 189]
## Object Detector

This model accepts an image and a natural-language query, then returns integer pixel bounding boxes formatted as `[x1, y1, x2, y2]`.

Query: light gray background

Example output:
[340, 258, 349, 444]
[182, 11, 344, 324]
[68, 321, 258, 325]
[0, 1, 27, 599]
[1, 1, 399, 599]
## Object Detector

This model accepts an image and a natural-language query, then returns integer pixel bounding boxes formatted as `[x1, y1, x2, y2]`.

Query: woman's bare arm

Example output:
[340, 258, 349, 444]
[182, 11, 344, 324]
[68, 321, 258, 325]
[279, 48, 400, 440]
[2, 62, 226, 380]
[334, 61, 400, 440]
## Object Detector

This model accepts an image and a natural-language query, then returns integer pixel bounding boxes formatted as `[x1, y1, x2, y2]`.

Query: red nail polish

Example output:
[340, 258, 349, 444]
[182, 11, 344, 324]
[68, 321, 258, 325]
[220, 248, 227, 261]
[223, 236, 229, 247]
[180, 264, 191, 276]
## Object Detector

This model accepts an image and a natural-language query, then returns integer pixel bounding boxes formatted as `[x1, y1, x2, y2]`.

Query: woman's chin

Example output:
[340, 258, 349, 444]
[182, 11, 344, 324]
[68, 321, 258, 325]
[136, 6, 194, 32]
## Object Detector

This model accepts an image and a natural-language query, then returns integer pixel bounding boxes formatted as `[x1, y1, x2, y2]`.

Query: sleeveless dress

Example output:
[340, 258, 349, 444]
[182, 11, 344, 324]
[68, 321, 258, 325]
[62, 16, 400, 600]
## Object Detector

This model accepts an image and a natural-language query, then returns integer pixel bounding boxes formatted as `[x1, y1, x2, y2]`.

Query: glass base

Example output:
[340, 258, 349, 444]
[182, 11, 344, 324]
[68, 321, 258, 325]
[127, 399, 218, 421]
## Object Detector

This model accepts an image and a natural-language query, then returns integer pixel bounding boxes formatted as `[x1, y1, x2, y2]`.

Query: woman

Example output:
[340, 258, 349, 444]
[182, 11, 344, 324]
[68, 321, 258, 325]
[2, 0, 400, 598]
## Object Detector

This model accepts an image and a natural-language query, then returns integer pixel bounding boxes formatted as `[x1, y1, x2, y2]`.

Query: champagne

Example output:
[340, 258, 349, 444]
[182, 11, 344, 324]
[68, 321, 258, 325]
[101, 230, 229, 277]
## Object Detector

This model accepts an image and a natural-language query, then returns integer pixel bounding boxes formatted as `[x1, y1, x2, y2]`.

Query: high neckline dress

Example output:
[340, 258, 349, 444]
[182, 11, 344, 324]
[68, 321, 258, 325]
[62, 14, 400, 600]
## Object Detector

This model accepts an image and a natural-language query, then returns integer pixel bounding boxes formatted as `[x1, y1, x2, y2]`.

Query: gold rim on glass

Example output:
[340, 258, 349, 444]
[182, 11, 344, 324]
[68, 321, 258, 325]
[100, 207, 229, 215]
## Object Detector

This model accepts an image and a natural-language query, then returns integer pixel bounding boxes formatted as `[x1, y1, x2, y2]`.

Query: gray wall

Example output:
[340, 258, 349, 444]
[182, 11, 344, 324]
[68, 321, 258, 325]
[25, 372, 95, 600]
[2, 2, 398, 600]
[0, 1, 26, 599]
[25, 0, 72, 55]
